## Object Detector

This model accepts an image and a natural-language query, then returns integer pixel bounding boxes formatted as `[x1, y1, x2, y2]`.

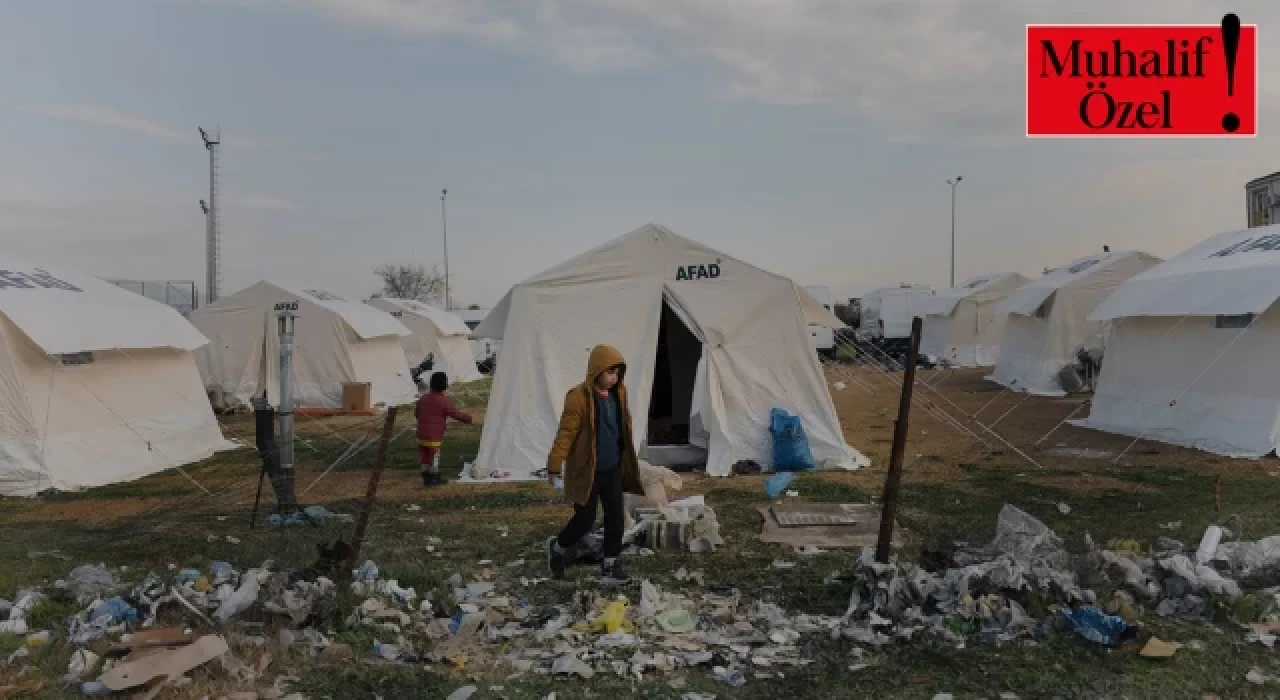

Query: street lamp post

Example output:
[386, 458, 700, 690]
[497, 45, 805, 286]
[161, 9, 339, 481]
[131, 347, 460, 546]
[440, 188, 450, 311]
[947, 176, 963, 288]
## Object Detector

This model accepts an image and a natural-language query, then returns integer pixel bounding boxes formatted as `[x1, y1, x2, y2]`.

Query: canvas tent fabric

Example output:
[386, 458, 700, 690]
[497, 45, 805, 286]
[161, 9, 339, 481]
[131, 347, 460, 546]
[366, 298, 482, 384]
[987, 250, 1161, 397]
[920, 273, 1029, 367]
[473, 223, 868, 479]
[189, 282, 416, 409]
[1077, 225, 1280, 457]
[0, 259, 233, 496]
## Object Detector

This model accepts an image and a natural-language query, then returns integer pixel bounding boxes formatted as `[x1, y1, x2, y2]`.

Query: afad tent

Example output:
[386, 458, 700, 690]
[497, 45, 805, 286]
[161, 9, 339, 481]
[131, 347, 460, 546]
[987, 250, 1161, 396]
[920, 273, 1029, 367]
[1077, 225, 1280, 457]
[472, 224, 868, 479]
[189, 282, 416, 409]
[0, 259, 233, 496]
[366, 297, 482, 384]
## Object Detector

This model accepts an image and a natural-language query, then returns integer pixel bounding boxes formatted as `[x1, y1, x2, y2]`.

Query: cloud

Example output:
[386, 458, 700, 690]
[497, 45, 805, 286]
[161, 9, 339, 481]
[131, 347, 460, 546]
[22, 104, 267, 149]
[237, 0, 1280, 142]
[24, 104, 188, 144]
[227, 194, 302, 211]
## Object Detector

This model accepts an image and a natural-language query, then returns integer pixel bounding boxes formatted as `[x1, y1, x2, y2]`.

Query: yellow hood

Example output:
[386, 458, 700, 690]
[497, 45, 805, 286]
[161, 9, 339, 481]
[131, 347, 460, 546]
[585, 344, 627, 386]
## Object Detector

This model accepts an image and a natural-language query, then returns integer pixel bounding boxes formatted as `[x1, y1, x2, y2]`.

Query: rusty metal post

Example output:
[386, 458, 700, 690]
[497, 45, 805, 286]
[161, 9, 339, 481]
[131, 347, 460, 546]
[875, 316, 923, 564]
[341, 406, 399, 585]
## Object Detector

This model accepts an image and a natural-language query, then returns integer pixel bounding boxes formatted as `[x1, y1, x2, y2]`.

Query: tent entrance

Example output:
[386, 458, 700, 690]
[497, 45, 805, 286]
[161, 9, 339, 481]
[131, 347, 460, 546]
[644, 302, 706, 469]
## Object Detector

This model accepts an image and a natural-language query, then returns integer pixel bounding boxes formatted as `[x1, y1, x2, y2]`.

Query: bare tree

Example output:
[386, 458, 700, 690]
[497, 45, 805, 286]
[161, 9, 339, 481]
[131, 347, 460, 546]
[373, 264, 446, 304]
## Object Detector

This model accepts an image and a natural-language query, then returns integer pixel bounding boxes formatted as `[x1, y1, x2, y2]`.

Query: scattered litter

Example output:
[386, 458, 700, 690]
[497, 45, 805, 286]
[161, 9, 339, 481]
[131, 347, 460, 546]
[226, 536, 241, 545]
[1158, 521, 1181, 530]
[833, 382, 847, 391]
[67, 565, 120, 603]
[772, 560, 796, 570]
[656, 609, 697, 634]
[405, 504, 422, 512]
[1247, 668, 1274, 685]
[1061, 607, 1128, 646]
[100, 634, 230, 691]
[552, 655, 595, 679]
[446, 685, 478, 700]
[1057, 502, 1071, 515]
[1139, 637, 1179, 659]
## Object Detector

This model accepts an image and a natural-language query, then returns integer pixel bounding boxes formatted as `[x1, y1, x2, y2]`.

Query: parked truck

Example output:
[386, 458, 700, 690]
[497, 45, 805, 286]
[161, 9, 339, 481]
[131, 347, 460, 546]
[802, 285, 836, 360]
[859, 284, 935, 360]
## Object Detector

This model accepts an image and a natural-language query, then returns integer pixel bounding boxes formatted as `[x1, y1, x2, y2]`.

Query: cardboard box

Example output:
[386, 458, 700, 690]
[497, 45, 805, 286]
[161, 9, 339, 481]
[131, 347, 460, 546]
[342, 382, 371, 412]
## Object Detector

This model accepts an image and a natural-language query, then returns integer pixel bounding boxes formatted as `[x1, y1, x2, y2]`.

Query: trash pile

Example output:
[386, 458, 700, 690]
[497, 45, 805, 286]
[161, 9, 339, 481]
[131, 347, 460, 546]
[842, 504, 1280, 655]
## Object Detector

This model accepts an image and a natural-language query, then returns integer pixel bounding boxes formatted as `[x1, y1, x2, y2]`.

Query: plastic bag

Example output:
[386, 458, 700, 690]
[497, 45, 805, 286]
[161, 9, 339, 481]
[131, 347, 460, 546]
[769, 408, 816, 472]
[765, 472, 797, 500]
[1061, 606, 1128, 645]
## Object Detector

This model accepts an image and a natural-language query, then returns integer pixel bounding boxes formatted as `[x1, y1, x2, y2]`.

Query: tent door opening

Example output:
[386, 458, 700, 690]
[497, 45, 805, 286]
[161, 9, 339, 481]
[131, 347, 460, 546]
[643, 301, 706, 469]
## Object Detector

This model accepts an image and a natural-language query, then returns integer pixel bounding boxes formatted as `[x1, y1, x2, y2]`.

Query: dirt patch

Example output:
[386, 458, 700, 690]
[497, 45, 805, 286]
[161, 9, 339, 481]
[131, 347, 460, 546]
[2, 498, 168, 525]
[1024, 474, 1160, 496]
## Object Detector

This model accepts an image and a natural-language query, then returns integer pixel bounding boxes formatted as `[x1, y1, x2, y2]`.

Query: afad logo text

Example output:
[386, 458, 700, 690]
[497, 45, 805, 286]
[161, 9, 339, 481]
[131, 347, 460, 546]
[675, 259, 723, 281]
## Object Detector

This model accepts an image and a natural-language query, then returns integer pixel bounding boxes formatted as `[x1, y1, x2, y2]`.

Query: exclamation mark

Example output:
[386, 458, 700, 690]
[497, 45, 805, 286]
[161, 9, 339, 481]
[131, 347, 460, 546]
[1221, 13, 1241, 133]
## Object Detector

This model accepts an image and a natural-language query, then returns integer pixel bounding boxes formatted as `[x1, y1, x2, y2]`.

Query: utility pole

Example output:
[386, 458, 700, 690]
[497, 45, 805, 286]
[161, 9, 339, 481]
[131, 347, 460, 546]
[947, 176, 963, 288]
[440, 188, 450, 310]
[199, 127, 222, 305]
[276, 310, 298, 512]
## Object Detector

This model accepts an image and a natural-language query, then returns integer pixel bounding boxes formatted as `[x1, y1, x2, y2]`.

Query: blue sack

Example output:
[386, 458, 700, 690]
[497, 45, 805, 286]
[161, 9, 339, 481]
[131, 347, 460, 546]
[769, 408, 817, 472]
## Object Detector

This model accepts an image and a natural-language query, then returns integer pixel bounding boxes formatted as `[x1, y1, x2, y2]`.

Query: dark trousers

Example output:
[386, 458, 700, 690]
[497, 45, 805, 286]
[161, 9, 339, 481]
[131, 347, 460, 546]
[557, 468, 624, 559]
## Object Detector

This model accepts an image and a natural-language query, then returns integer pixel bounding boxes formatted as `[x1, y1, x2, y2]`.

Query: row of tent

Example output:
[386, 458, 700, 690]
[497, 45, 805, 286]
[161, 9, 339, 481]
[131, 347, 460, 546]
[4, 221, 1280, 496]
[917, 224, 1280, 458]
[0, 269, 481, 496]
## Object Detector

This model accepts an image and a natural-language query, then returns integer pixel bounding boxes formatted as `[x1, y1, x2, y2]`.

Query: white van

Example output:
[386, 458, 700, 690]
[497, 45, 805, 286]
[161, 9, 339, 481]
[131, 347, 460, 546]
[860, 285, 935, 350]
[802, 285, 836, 359]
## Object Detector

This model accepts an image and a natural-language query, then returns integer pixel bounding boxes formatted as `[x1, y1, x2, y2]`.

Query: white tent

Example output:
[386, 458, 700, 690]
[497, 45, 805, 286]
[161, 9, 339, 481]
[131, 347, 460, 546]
[920, 273, 1029, 367]
[988, 250, 1161, 396]
[365, 298, 482, 384]
[1076, 225, 1280, 457]
[473, 224, 868, 479]
[190, 282, 417, 409]
[0, 259, 234, 496]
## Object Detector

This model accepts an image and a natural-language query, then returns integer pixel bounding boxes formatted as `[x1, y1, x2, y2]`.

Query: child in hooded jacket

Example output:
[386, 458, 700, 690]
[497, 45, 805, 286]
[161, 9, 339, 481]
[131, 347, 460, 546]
[415, 372, 473, 485]
[545, 344, 644, 584]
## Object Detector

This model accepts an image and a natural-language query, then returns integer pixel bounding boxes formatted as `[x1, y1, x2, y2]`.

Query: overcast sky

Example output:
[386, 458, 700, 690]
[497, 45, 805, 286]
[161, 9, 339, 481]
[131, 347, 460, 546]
[2, 0, 1276, 307]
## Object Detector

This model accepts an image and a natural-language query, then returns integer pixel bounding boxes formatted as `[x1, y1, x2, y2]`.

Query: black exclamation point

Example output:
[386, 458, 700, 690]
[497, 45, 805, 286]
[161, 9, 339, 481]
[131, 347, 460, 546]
[1221, 13, 1241, 133]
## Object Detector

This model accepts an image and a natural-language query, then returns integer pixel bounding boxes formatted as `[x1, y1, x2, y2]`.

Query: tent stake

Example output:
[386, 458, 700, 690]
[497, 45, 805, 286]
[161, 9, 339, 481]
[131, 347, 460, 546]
[876, 316, 922, 564]
[341, 406, 399, 587]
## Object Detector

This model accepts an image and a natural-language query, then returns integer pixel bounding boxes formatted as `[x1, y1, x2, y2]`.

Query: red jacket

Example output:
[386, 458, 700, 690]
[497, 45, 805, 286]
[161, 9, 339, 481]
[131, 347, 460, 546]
[415, 391, 472, 442]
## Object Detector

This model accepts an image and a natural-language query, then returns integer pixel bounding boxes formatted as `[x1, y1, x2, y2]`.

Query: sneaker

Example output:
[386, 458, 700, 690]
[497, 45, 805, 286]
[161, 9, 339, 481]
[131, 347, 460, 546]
[420, 471, 431, 486]
[599, 559, 631, 586]
[547, 537, 566, 580]
[425, 472, 447, 486]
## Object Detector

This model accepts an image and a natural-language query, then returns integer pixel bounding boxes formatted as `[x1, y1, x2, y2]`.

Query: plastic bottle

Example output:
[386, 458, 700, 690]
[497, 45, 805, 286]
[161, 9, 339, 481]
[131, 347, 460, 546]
[1196, 525, 1224, 564]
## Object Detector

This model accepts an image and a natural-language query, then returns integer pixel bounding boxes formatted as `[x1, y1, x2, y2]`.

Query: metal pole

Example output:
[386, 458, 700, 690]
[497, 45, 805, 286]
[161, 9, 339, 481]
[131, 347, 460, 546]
[342, 406, 399, 587]
[277, 310, 298, 511]
[875, 316, 923, 564]
[948, 176, 962, 288]
[441, 188, 450, 310]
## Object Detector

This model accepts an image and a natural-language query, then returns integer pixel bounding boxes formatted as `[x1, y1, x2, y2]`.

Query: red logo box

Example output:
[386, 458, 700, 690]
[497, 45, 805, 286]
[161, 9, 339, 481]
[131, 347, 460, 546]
[1027, 18, 1257, 137]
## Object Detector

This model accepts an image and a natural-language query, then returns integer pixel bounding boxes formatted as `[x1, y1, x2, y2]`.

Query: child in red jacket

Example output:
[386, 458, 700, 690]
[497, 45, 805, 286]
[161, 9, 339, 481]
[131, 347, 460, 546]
[415, 372, 473, 486]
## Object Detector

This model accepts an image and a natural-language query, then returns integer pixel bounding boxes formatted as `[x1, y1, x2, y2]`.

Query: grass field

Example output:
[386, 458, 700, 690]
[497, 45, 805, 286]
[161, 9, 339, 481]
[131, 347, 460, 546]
[3, 370, 1280, 699]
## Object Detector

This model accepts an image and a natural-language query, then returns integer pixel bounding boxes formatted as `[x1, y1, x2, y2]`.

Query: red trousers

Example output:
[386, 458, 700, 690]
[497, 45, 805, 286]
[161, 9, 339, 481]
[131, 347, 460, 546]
[419, 442, 440, 471]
